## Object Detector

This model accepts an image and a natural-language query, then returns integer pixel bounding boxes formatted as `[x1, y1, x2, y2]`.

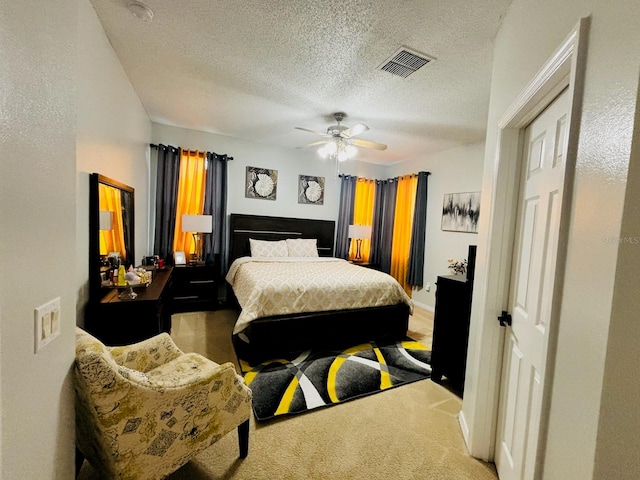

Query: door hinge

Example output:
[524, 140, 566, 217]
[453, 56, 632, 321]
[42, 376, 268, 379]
[498, 310, 512, 327]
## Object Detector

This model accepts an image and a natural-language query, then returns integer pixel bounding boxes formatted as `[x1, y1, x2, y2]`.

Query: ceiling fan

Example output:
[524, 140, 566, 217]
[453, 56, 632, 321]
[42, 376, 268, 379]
[295, 112, 387, 162]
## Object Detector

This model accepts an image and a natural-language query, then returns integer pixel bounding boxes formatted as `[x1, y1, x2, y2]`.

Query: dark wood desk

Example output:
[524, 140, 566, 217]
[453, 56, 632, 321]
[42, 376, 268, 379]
[85, 268, 173, 346]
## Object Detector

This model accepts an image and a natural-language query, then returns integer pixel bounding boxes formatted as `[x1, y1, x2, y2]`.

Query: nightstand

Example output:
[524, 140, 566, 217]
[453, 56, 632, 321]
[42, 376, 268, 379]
[430, 274, 472, 395]
[169, 264, 219, 313]
[351, 261, 381, 270]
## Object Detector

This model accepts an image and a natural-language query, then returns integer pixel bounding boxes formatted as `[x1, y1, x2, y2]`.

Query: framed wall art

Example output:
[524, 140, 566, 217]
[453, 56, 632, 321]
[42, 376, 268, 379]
[245, 166, 277, 200]
[441, 191, 481, 233]
[298, 175, 325, 205]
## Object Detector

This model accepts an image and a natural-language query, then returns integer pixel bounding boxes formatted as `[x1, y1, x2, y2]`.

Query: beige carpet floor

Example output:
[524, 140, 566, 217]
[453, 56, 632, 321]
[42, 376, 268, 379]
[78, 307, 498, 480]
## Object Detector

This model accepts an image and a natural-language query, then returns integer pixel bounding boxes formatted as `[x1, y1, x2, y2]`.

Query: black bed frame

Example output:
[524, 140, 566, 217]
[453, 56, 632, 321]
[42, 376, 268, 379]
[228, 213, 410, 362]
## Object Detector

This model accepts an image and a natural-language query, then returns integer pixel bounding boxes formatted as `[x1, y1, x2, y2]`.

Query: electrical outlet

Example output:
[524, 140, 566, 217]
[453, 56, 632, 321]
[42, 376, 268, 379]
[425, 282, 431, 292]
[34, 297, 61, 353]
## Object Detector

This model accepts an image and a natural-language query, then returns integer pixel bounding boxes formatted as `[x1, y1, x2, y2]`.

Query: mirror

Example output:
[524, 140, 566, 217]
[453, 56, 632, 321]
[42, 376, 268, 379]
[89, 173, 135, 300]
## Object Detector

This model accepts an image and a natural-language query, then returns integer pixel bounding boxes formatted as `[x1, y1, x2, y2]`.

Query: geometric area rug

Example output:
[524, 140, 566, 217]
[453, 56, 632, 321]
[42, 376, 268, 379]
[238, 338, 432, 421]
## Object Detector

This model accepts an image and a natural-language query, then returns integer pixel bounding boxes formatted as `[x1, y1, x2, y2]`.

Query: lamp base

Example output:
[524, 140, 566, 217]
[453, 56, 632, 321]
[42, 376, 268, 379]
[190, 232, 204, 266]
[354, 238, 363, 261]
[189, 256, 205, 266]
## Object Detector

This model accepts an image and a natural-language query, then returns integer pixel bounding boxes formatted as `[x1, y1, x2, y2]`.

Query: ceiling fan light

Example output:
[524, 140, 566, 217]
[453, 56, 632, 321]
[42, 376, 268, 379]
[128, 1, 154, 22]
[318, 146, 328, 159]
[325, 140, 338, 155]
[337, 150, 348, 162]
[346, 145, 357, 159]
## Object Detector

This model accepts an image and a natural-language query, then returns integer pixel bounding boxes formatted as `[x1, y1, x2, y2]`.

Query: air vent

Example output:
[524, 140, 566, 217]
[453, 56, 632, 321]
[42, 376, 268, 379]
[378, 47, 435, 78]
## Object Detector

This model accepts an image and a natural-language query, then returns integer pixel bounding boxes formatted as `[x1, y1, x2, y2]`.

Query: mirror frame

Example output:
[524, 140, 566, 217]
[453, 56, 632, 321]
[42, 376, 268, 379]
[89, 173, 135, 301]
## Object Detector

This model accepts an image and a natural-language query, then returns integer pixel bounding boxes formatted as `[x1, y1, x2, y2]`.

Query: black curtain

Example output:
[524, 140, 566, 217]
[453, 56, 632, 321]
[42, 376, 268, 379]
[120, 189, 134, 266]
[153, 145, 180, 262]
[370, 180, 384, 266]
[335, 175, 356, 258]
[407, 171, 430, 287]
[203, 152, 230, 277]
[370, 178, 398, 274]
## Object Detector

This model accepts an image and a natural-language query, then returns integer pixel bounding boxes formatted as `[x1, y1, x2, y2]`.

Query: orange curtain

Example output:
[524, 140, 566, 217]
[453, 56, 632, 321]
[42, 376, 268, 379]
[348, 178, 376, 262]
[390, 175, 418, 295]
[173, 150, 207, 255]
[98, 183, 126, 260]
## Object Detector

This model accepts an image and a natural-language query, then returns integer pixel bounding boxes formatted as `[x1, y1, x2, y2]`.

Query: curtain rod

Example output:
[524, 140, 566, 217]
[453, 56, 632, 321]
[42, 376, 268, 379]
[338, 171, 430, 179]
[150, 143, 177, 150]
[149, 143, 234, 160]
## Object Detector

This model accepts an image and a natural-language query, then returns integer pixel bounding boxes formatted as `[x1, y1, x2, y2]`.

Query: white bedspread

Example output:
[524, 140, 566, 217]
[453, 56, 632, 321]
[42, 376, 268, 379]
[226, 257, 413, 334]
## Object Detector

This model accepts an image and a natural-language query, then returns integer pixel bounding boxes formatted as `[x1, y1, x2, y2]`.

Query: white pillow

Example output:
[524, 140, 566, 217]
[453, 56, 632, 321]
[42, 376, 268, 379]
[249, 238, 288, 257]
[286, 238, 319, 257]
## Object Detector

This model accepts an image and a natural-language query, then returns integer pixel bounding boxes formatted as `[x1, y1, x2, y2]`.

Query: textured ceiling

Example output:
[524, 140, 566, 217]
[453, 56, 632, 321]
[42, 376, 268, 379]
[90, 0, 512, 164]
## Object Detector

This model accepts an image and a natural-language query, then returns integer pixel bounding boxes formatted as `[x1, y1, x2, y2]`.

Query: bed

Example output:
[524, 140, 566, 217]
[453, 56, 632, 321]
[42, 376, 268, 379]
[227, 214, 412, 362]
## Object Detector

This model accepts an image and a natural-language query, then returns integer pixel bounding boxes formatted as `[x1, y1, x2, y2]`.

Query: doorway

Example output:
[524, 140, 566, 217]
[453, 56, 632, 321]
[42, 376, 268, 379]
[494, 87, 570, 480]
[458, 18, 589, 473]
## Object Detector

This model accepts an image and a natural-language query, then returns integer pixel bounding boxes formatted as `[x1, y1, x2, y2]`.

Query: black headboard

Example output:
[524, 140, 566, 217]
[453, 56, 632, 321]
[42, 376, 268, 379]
[228, 214, 335, 263]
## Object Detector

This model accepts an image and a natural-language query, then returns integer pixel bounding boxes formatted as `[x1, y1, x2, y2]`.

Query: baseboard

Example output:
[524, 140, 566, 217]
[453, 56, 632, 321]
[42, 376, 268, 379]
[412, 300, 434, 313]
[458, 410, 470, 447]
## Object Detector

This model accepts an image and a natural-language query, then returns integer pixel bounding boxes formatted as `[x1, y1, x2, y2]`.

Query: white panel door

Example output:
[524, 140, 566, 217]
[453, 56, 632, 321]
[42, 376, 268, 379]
[495, 88, 570, 480]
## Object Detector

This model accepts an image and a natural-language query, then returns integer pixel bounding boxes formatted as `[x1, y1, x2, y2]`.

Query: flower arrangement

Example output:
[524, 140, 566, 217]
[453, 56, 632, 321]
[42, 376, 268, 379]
[124, 267, 153, 286]
[448, 258, 468, 276]
[135, 268, 153, 286]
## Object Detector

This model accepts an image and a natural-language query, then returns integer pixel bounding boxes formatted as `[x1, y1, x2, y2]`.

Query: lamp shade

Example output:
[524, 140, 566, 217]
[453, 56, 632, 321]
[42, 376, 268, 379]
[99, 210, 113, 230]
[348, 224, 372, 239]
[182, 214, 213, 233]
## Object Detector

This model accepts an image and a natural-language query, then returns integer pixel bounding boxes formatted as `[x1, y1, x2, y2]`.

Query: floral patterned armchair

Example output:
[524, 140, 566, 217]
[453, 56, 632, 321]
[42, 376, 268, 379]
[74, 327, 252, 479]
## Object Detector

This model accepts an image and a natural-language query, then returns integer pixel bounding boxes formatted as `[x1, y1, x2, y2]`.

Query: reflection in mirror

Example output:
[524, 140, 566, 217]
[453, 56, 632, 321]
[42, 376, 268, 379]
[98, 184, 127, 261]
[89, 173, 135, 301]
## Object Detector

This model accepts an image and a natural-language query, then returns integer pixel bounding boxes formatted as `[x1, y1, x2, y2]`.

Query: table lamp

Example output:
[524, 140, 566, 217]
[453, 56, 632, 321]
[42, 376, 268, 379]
[348, 224, 372, 262]
[99, 210, 113, 230]
[181, 214, 212, 265]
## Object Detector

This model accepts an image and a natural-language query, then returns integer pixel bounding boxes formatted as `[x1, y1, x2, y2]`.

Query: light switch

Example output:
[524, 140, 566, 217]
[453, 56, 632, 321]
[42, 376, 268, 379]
[34, 297, 61, 353]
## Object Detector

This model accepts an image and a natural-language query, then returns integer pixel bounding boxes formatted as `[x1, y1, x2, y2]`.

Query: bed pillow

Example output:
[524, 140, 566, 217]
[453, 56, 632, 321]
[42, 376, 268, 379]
[286, 238, 319, 257]
[249, 238, 288, 257]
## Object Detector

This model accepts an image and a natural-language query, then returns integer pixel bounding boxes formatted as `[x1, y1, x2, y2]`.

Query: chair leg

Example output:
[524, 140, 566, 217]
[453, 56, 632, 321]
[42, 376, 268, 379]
[238, 419, 250, 458]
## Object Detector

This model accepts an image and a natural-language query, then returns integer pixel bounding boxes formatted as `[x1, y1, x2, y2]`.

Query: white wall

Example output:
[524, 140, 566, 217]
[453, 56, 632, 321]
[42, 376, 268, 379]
[386, 143, 484, 310]
[0, 1, 77, 477]
[152, 124, 481, 308]
[596, 92, 640, 478]
[76, 0, 152, 326]
[340, 158, 389, 181]
[151, 123, 382, 242]
[462, 1, 640, 478]
[153, 123, 339, 221]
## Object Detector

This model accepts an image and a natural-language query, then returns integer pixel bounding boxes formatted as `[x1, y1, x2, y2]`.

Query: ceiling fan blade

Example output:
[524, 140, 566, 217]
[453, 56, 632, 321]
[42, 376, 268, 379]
[296, 140, 329, 149]
[341, 123, 369, 138]
[295, 126, 331, 137]
[353, 138, 387, 151]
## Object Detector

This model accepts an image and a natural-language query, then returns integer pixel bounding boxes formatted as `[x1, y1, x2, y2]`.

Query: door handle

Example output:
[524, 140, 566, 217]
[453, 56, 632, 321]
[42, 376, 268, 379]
[498, 310, 512, 327]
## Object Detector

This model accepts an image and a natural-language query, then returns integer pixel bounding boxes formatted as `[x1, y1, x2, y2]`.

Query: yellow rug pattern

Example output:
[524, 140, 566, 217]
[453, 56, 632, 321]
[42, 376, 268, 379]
[239, 338, 432, 421]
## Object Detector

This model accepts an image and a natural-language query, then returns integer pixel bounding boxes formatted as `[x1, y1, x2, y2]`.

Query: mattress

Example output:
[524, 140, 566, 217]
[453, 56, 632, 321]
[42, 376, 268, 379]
[226, 257, 413, 334]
